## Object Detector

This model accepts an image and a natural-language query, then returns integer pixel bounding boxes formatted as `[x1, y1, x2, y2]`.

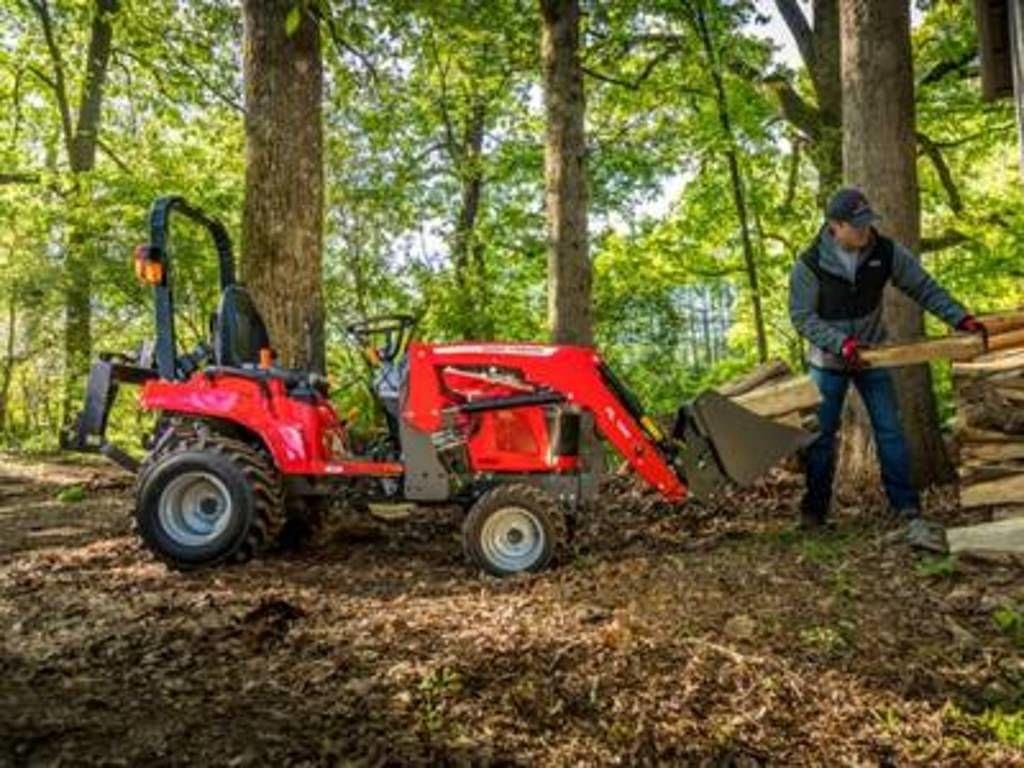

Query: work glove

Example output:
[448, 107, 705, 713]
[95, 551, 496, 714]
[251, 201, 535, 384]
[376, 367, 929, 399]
[840, 336, 870, 371]
[957, 314, 989, 348]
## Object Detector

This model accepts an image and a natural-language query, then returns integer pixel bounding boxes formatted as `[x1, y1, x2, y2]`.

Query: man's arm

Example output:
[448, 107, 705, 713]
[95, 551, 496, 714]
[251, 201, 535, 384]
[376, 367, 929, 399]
[890, 243, 969, 327]
[789, 259, 848, 354]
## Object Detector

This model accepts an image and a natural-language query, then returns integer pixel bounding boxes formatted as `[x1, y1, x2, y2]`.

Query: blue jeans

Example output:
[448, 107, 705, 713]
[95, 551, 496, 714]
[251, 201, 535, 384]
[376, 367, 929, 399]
[803, 365, 920, 518]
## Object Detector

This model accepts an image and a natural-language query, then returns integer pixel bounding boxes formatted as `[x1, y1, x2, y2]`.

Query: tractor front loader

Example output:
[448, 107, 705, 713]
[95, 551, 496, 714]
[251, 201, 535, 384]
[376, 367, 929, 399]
[63, 197, 814, 577]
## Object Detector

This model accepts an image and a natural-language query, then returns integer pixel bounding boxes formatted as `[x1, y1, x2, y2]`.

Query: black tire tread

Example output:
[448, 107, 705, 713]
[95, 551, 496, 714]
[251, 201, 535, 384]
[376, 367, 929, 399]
[134, 420, 285, 569]
[461, 483, 567, 576]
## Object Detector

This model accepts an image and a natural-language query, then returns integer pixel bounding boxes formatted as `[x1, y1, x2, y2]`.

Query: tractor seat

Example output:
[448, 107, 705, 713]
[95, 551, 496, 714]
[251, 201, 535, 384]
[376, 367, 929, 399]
[213, 285, 271, 368]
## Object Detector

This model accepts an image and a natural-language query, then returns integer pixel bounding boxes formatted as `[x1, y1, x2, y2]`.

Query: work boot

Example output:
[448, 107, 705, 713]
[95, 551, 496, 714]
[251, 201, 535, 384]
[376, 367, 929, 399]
[904, 515, 949, 554]
[797, 498, 832, 531]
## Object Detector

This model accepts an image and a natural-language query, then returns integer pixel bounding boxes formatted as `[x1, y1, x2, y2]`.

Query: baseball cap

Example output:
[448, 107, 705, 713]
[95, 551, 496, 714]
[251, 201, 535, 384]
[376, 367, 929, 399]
[826, 187, 881, 228]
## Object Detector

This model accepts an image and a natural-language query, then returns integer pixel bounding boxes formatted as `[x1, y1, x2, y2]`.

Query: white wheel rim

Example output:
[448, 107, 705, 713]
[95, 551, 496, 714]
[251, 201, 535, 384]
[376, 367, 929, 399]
[479, 505, 546, 573]
[157, 471, 234, 547]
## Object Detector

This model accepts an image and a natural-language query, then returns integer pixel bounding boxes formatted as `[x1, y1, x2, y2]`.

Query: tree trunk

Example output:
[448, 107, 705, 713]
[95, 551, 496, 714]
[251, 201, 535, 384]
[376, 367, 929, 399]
[812, 0, 842, 203]
[0, 295, 15, 433]
[838, 0, 954, 490]
[31, 0, 118, 419]
[451, 100, 489, 339]
[692, 0, 768, 362]
[241, 0, 325, 372]
[540, 0, 591, 345]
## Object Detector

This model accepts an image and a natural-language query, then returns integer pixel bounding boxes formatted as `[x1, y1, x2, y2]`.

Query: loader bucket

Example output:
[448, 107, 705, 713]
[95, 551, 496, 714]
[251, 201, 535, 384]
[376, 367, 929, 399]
[673, 391, 818, 502]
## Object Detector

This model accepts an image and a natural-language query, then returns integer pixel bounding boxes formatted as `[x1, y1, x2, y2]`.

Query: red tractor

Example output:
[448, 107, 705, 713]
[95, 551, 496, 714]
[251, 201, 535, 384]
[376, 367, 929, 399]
[64, 197, 812, 576]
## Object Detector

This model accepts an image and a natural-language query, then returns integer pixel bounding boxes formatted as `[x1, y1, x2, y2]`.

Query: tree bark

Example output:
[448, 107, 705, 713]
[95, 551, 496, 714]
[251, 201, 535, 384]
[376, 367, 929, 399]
[241, 0, 325, 372]
[839, 0, 954, 489]
[540, 0, 591, 345]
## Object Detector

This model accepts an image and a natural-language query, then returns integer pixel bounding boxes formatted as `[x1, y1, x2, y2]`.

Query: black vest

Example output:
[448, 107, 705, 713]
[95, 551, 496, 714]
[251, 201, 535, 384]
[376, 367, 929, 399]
[800, 233, 895, 320]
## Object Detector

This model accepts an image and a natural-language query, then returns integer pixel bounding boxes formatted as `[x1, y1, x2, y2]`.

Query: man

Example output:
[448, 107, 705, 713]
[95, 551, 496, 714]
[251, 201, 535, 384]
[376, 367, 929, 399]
[788, 187, 986, 552]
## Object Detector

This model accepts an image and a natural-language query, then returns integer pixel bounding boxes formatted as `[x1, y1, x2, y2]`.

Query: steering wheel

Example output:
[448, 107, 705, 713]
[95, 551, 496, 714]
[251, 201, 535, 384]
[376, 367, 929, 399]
[345, 314, 416, 365]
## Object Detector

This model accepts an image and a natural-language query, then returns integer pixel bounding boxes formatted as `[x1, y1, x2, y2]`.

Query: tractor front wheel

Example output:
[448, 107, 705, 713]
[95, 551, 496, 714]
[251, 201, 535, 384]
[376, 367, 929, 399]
[461, 484, 566, 577]
[135, 426, 284, 570]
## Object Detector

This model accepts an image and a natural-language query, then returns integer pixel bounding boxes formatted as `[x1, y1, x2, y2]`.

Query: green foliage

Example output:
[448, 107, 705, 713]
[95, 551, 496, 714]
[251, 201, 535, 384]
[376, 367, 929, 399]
[56, 485, 86, 503]
[992, 604, 1024, 649]
[914, 554, 958, 578]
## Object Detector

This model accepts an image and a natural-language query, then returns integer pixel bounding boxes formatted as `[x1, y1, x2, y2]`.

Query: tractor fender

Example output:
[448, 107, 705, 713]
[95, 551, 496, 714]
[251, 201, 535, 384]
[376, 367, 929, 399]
[139, 375, 343, 474]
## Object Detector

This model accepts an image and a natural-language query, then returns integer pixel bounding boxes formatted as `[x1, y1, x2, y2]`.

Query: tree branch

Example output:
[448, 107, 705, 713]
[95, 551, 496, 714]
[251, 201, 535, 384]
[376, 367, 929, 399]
[313, 4, 378, 85]
[96, 138, 131, 175]
[932, 122, 1016, 149]
[916, 131, 963, 213]
[773, 0, 815, 71]
[919, 229, 971, 254]
[782, 139, 801, 212]
[917, 48, 978, 87]
[764, 75, 822, 140]
[25, 0, 74, 156]
[70, 0, 118, 172]
[0, 173, 40, 185]
[583, 39, 684, 89]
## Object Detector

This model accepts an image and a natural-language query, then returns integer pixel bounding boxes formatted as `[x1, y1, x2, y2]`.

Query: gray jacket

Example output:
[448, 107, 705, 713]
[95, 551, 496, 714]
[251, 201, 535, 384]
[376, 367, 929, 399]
[789, 226, 969, 370]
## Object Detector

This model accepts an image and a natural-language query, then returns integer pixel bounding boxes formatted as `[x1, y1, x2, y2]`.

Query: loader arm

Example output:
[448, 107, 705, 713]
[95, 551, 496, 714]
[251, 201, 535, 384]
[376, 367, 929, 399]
[403, 343, 688, 501]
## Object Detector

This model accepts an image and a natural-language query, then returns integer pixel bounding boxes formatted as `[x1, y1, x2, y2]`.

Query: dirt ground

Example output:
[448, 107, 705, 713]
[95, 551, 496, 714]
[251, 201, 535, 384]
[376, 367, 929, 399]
[1, 453, 1022, 766]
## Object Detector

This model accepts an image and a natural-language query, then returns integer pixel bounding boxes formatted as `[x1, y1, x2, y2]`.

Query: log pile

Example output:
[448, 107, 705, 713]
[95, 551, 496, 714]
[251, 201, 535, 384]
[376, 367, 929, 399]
[953, 346, 1024, 515]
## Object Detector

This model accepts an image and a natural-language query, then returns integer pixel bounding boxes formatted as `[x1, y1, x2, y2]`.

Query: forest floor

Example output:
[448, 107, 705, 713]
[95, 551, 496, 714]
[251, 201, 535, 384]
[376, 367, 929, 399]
[1, 453, 1023, 767]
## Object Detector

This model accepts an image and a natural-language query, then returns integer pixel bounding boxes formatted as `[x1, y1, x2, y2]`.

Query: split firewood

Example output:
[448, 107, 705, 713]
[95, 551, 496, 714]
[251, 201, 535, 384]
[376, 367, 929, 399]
[860, 334, 984, 368]
[960, 474, 1024, 508]
[957, 463, 1024, 484]
[960, 441, 1024, 464]
[977, 309, 1024, 336]
[715, 359, 792, 398]
[733, 375, 822, 419]
[953, 423, 1024, 443]
[952, 348, 1024, 376]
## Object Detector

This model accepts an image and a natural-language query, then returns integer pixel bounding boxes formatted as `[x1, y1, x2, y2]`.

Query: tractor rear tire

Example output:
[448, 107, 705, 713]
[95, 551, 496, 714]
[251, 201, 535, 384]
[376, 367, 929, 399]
[461, 483, 566, 577]
[134, 425, 285, 570]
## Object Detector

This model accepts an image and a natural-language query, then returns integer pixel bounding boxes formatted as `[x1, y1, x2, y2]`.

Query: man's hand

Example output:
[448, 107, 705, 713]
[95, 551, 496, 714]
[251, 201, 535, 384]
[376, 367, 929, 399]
[841, 336, 870, 370]
[957, 314, 989, 349]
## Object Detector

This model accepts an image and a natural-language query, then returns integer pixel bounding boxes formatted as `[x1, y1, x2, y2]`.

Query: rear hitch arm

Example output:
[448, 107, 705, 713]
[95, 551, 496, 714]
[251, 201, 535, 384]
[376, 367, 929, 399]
[61, 357, 155, 474]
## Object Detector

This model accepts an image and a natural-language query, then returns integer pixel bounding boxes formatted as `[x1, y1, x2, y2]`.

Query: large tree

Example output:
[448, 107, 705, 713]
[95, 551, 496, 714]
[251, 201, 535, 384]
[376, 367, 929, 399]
[241, 0, 324, 372]
[839, 0, 954, 487]
[539, 0, 591, 345]
[26, 0, 118, 416]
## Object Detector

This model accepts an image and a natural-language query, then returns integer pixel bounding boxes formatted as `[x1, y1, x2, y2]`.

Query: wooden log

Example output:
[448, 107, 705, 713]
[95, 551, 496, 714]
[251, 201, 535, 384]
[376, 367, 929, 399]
[734, 374, 821, 418]
[958, 463, 1024, 484]
[961, 473, 1024, 508]
[856, 327, 1024, 370]
[992, 505, 1024, 521]
[716, 360, 792, 397]
[994, 375, 1024, 389]
[978, 309, 1024, 336]
[996, 387, 1024, 403]
[861, 334, 984, 368]
[772, 410, 806, 429]
[961, 442, 1024, 463]
[954, 424, 1024, 443]
[987, 327, 1024, 354]
[947, 516, 1024, 555]
[952, 348, 1024, 375]
[959, 402, 1024, 435]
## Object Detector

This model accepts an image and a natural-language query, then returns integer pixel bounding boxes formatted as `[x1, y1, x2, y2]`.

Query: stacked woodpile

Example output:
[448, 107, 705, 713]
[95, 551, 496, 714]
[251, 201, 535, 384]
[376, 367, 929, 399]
[953, 345, 1024, 517]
